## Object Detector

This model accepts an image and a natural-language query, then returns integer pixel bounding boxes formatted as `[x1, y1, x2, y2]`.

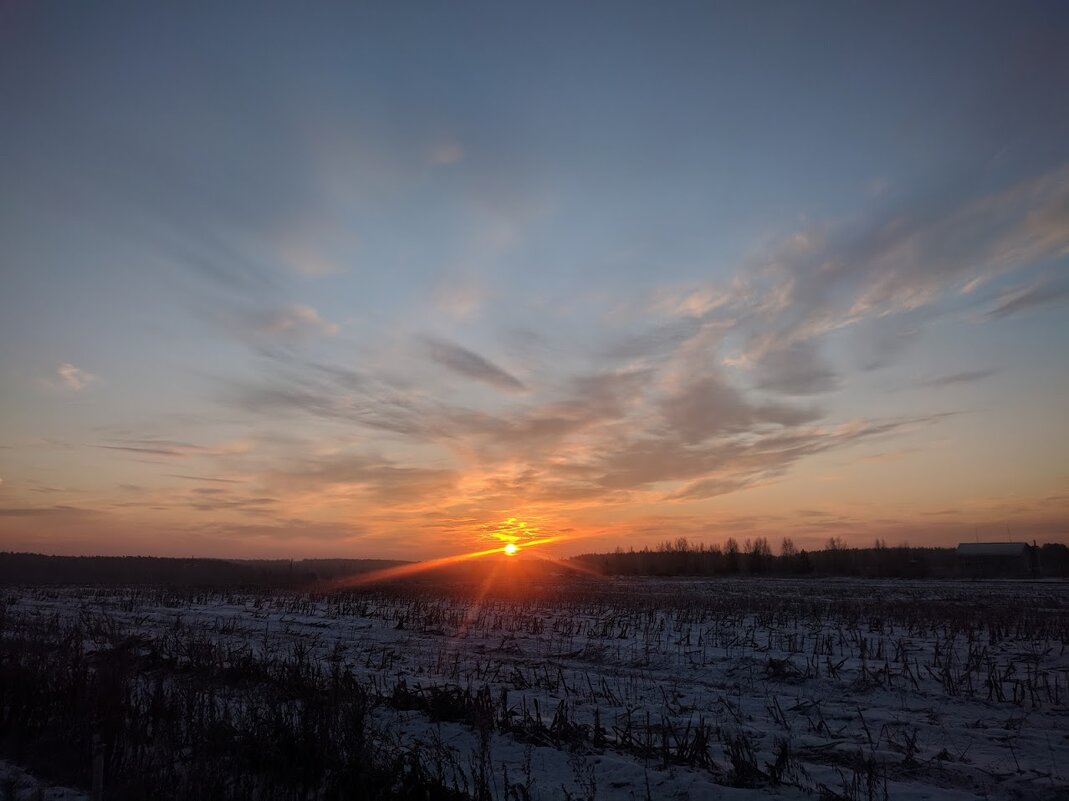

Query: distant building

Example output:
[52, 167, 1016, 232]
[956, 542, 1039, 578]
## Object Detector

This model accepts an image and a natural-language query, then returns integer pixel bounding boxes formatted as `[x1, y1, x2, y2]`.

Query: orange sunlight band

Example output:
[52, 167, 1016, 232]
[333, 545, 509, 587]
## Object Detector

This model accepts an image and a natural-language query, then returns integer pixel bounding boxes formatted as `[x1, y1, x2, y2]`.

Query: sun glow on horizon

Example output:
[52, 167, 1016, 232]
[321, 528, 601, 588]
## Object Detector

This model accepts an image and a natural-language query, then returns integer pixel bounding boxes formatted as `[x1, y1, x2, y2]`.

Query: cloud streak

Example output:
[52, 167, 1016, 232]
[917, 370, 999, 388]
[421, 336, 527, 392]
[97, 439, 252, 459]
[657, 162, 1069, 384]
[985, 278, 1069, 320]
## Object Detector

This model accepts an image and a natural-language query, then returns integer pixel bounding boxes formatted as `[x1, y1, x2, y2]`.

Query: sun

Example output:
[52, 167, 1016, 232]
[503, 543, 518, 556]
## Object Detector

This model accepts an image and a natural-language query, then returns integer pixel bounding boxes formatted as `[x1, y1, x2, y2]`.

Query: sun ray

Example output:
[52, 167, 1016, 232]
[328, 545, 510, 588]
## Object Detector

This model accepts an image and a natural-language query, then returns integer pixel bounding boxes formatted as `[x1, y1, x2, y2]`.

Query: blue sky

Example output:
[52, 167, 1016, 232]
[1, 2, 1067, 557]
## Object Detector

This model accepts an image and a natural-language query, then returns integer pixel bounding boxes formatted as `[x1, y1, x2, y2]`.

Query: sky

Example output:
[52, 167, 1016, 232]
[1, 2, 1067, 559]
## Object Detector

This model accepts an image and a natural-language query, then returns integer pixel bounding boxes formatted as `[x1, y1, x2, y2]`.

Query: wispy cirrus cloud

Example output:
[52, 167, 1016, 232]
[751, 341, 841, 396]
[57, 363, 94, 391]
[984, 276, 1069, 319]
[261, 452, 456, 508]
[166, 474, 246, 484]
[659, 372, 819, 444]
[234, 304, 340, 344]
[213, 327, 943, 523]
[916, 369, 1000, 389]
[0, 504, 96, 517]
[420, 336, 527, 393]
[657, 162, 1069, 386]
[97, 439, 252, 459]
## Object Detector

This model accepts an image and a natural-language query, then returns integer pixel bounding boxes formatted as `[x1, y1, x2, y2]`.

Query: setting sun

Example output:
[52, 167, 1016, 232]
[503, 543, 518, 556]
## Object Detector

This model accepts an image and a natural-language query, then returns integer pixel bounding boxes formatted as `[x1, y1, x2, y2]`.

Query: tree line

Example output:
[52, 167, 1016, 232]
[0, 553, 407, 587]
[570, 538, 1069, 579]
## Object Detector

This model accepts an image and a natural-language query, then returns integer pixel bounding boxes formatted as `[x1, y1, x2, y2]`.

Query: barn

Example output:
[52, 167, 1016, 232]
[956, 542, 1039, 578]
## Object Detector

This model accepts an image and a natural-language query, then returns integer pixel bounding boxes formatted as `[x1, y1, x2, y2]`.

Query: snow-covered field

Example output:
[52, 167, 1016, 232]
[3, 577, 1068, 800]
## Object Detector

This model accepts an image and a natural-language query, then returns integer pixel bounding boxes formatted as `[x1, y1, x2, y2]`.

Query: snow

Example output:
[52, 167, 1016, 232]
[3, 577, 1067, 800]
